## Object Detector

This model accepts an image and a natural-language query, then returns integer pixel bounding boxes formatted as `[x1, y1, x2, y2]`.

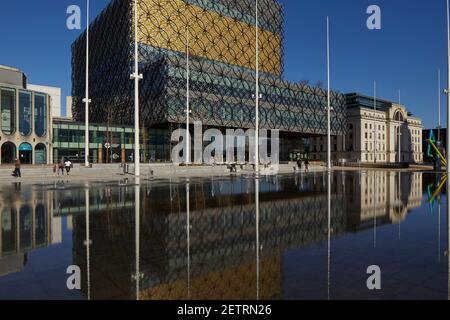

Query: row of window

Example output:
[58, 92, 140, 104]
[365, 143, 386, 151]
[0, 88, 47, 137]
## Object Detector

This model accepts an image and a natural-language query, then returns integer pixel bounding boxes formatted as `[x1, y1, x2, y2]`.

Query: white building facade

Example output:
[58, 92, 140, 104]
[311, 93, 423, 164]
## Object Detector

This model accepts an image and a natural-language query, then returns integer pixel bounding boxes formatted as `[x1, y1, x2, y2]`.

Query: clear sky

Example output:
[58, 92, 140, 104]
[0, 0, 447, 128]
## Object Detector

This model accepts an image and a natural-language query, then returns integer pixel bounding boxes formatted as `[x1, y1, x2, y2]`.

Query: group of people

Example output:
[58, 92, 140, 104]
[296, 158, 310, 172]
[54, 159, 73, 175]
[11, 158, 73, 178]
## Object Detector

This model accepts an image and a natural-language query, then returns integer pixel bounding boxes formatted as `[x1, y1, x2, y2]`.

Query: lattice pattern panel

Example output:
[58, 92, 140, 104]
[72, 0, 347, 136]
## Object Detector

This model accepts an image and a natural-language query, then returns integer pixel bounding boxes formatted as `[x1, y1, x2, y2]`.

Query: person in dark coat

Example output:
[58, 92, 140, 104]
[12, 158, 21, 177]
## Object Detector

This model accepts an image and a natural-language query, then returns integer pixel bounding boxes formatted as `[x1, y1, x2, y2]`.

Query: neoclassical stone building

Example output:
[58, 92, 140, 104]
[311, 93, 423, 164]
[0, 65, 53, 165]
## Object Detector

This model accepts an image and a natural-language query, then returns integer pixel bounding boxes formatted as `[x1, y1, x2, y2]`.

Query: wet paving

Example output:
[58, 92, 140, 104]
[0, 171, 449, 300]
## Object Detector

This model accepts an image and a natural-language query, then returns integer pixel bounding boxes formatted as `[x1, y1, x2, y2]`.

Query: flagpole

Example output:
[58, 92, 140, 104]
[374, 81, 377, 163]
[131, 0, 142, 176]
[445, 0, 450, 300]
[327, 16, 331, 171]
[447, 0, 450, 176]
[255, 0, 260, 175]
[439, 69, 442, 142]
[186, 26, 190, 165]
[83, 0, 91, 167]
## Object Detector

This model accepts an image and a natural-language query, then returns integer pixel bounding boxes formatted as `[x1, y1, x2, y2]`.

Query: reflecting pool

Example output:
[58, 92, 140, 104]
[0, 171, 449, 300]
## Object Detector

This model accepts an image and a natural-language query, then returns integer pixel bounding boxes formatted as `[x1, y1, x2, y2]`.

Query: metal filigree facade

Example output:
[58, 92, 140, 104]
[72, 0, 347, 135]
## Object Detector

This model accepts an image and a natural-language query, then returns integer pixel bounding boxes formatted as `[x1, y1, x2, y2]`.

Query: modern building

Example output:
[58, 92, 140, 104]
[311, 93, 423, 164]
[71, 0, 347, 163]
[0, 65, 52, 165]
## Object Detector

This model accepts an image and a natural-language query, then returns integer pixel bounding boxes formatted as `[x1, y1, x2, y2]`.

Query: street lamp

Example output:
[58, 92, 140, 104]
[255, 0, 260, 175]
[130, 0, 143, 176]
[186, 25, 191, 165]
[82, 0, 91, 168]
[326, 17, 331, 171]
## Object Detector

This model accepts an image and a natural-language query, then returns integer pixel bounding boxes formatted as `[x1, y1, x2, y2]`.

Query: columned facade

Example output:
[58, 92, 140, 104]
[0, 85, 52, 165]
[312, 93, 423, 164]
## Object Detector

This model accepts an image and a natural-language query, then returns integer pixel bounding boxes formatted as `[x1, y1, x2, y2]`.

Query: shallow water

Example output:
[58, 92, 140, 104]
[0, 171, 448, 300]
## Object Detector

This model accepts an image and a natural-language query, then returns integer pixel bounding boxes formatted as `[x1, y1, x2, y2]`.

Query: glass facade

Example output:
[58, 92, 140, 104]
[52, 121, 173, 163]
[71, 0, 347, 140]
[19, 90, 32, 136]
[1, 88, 16, 135]
[34, 93, 47, 137]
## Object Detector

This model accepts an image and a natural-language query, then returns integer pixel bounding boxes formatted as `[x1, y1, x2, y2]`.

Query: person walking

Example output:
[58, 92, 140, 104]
[64, 159, 73, 175]
[296, 159, 303, 171]
[304, 158, 310, 173]
[12, 158, 21, 178]
[58, 160, 65, 175]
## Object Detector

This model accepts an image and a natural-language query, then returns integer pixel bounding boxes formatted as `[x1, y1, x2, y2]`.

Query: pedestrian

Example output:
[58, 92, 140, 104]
[12, 158, 21, 178]
[58, 160, 65, 175]
[296, 159, 302, 171]
[304, 158, 310, 172]
[64, 159, 73, 175]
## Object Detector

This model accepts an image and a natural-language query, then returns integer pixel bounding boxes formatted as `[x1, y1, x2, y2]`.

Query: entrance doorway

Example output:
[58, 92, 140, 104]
[35, 143, 47, 164]
[1, 142, 16, 164]
[19, 143, 33, 164]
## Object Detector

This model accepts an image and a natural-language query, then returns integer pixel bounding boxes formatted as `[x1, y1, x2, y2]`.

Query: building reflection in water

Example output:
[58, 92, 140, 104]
[0, 183, 62, 277]
[0, 171, 436, 299]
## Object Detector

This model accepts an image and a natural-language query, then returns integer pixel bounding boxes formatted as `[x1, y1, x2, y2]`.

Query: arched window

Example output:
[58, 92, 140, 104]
[19, 142, 33, 164]
[19, 91, 32, 136]
[19, 205, 32, 250]
[1, 88, 16, 135]
[35, 204, 47, 246]
[1, 142, 16, 164]
[34, 93, 47, 137]
[394, 111, 404, 122]
[35, 143, 47, 164]
[1, 207, 17, 254]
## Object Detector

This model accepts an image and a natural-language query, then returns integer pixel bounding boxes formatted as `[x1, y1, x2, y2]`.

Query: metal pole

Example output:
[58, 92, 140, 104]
[446, 0, 450, 299]
[131, 0, 142, 176]
[439, 69, 442, 142]
[85, 186, 91, 300]
[447, 0, 450, 176]
[84, 0, 91, 167]
[327, 170, 331, 300]
[398, 89, 402, 163]
[255, 178, 260, 300]
[373, 81, 377, 163]
[186, 26, 190, 165]
[255, 0, 260, 175]
[134, 180, 140, 300]
[186, 182, 191, 299]
[327, 17, 331, 171]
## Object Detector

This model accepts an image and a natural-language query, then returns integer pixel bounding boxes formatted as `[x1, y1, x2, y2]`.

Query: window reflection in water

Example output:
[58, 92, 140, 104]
[0, 172, 447, 300]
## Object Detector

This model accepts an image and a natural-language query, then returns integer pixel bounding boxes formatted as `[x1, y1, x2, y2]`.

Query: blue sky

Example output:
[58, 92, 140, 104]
[0, 0, 447, 128]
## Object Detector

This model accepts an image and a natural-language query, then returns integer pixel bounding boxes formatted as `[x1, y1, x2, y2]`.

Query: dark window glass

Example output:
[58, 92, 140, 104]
[19, 91, 32, 135]
[34, 94, 47, 137]
[1, 88, 16, 134]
